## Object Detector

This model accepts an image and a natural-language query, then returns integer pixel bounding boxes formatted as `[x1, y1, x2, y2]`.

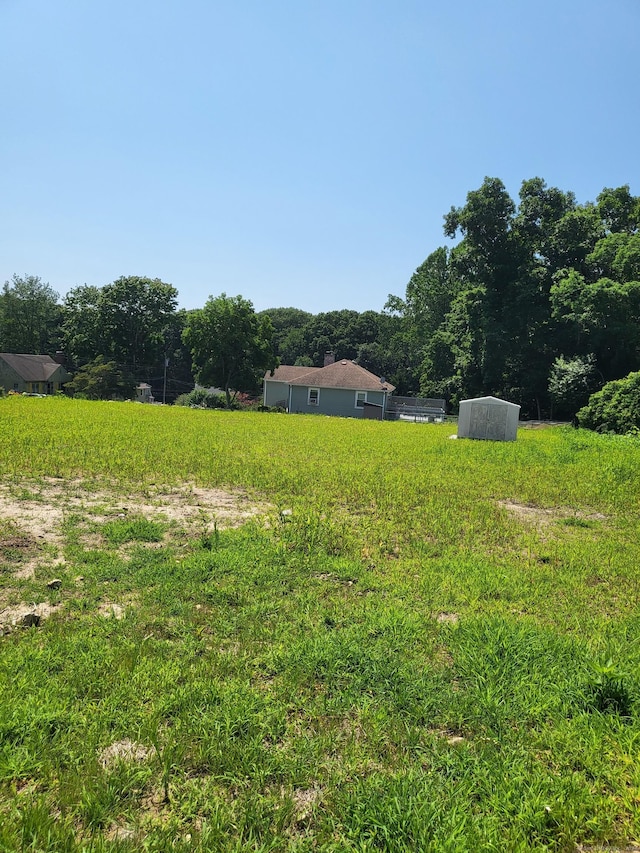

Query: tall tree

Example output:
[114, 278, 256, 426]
[389, 176, 639, 416]
[402, 248, 458, 344]
[385, 247, 460, 396]
[596, 185, 640, 235]
[60, 276, 179, 380]
[0, 274, 61, 354]
[551, 272, 640, 380]
[60, 285, 103, 367]
[157, 309, 196, 403]
[259, 307, 314, 367]
[183, 294, 278, 407]
[98, 276, 179, 373]
[443, 177, 523, 396]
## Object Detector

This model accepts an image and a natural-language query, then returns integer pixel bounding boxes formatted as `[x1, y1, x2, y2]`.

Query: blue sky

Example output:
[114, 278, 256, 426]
[1, 0, 638, 314]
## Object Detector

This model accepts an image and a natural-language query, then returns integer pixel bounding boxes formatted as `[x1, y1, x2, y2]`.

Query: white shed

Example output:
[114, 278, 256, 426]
[457, 396, 520, 441]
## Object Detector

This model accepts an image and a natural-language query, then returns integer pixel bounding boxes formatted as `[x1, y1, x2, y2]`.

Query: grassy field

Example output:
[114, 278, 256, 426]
[0, 396, 639, 852]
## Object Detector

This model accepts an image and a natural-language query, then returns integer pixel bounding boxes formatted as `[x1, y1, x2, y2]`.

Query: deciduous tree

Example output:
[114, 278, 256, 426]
[98, 276, 178, 372]
[0, 274, 61, 354]
[183, 294, 278, 407]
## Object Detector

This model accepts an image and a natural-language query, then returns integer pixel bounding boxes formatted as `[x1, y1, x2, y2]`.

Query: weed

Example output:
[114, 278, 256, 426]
[584, 658, 635, 717]
[101, 517, 164, 546]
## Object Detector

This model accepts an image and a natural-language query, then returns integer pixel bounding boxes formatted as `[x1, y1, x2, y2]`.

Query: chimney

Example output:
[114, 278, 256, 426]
[324, 351, 335, 367]
[52, 351, 67, 366]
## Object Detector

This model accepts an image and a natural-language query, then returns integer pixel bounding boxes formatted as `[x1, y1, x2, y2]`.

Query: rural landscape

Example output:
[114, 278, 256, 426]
[2, 178, 640, 426]
[3, 0, 639, 847]
[1, 396, 639, 851]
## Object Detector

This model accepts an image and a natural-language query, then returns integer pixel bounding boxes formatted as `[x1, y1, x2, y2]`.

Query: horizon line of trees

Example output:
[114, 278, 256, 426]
[2, 176, 638, 417]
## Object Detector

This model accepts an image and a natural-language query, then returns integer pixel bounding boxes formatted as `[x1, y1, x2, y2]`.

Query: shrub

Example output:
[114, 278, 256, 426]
[577, 371, 640, 434]
[174, 389, 228, 409]
[548, 354, 600, 419]
[65, 357, 133, 400]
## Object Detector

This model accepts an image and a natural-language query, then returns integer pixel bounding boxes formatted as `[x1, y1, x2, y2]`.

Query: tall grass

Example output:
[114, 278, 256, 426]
[0, 396, 639, 850]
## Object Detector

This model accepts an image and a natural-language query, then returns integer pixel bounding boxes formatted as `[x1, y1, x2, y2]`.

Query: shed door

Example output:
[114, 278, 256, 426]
[486, 405, 508, 440]
[470, 403, 507, 440]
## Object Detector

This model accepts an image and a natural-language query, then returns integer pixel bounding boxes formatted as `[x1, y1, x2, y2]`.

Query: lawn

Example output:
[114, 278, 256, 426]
[0, 396, 639, 852]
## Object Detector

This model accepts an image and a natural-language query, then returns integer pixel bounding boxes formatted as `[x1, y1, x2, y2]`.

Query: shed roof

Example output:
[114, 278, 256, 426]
[266, 360, 394, 392]
[459, 395, 520, 409]
[0, 353, 68, 382]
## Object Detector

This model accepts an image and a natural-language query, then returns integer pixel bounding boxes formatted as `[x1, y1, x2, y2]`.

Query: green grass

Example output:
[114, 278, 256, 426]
[0, 396, 639, 851]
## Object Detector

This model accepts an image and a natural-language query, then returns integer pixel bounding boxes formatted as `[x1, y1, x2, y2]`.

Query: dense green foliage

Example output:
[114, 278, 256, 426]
[0, 274, 62, 354]
[577, 371, 640, 433]
[174, 388, 230, 409]
[62, 277, 180, 370]
[3, 177, 638, 416]
[183, 294, 279, 407]
[388, 179, 640, 417]
[0, 398, 639, 850]
[65, 356, 133, 400]
[548, 354, 600, 419]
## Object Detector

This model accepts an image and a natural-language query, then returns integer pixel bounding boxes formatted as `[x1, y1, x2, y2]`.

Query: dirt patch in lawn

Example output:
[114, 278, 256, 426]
[99, 738, 155, 769]
[0, 479, 270, 550]
[0, 601, 60, 633]
[498, 500, 607, 527]
[0, 479, 271, 636]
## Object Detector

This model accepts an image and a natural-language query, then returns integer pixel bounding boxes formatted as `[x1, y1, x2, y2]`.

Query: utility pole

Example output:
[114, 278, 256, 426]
[163, 356, 169, 404]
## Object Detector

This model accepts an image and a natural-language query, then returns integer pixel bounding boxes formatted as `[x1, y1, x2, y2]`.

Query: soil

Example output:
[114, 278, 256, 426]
[0, 477, 271, 630]
[0, 478, 268, 546]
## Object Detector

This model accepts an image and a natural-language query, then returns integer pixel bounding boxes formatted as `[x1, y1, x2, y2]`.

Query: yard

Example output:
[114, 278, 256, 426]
[0, 396, 639, 851]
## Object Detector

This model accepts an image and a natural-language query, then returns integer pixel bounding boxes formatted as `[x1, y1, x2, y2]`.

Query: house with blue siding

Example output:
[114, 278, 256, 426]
[263, 357, 395, 418]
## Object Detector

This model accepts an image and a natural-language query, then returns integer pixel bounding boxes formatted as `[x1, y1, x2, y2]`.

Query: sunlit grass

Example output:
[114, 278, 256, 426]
[0, 396, 639, 850]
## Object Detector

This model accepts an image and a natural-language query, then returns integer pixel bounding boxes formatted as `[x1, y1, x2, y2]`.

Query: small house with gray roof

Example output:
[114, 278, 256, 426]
[0, 353, 71, 395]
[263, 356, 395, 418]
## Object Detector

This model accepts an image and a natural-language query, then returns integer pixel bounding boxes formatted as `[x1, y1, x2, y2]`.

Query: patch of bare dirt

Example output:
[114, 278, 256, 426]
[429, 728, 466, 746]
[0, 478, 271, 552]
[436, 612, 459, 624]
[105, 826, 138, 843]
[290, 786, 322, 823]
[0, 601, 60, 633]
[96, 592, 139, 621]
[98, 601, 126, 620]
[99, 738, 155, 769]
[0, 521, 40, 576]
[498, 500, 607, 526]
[12, 559, 39, 580]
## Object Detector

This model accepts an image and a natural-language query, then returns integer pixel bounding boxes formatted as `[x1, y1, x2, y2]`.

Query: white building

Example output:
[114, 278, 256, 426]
[457, 396, 520, 441]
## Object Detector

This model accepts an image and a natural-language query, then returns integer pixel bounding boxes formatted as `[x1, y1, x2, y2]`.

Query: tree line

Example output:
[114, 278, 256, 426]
[2, 176, 638, 417]
[0, 276, 409, 402]
[388, 178, 640, 418]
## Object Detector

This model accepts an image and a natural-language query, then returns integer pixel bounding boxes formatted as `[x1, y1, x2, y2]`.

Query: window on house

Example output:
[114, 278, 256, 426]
[13, 383, 19, 391]
[355, 391, 367, 408]
[308, 388, 319, 406]
[31, 383, 40, 393]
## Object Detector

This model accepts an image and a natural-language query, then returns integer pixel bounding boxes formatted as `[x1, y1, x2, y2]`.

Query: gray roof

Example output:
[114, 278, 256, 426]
[0, 353, 69, 382]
